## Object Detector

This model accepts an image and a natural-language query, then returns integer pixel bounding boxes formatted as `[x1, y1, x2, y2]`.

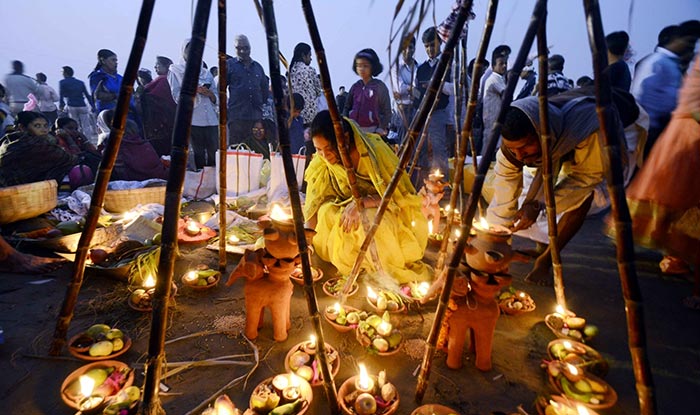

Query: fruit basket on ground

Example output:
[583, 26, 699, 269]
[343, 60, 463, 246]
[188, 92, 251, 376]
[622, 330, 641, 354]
[547, 339, 609, 378]
[338, 366, 399, 415]
[497, 287, 536, 315]
[323, 276, 359, 298]
[545, 312, 598, 343]
[249, 373, 313, 415]
[545, 360, 617, 410]
[181, 264, 221, 290]
[68, 324, 131, 361]
[323, 304, 364, 333]
[284, 338, 340, 387]
[366, 286, 407, 314]
[61, 360, 135, 411]
[355, 312, 403, 356]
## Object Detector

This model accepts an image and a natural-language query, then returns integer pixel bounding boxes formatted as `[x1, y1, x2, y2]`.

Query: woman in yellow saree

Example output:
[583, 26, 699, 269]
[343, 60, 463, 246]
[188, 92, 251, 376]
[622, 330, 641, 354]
[303, 110, 431, 284]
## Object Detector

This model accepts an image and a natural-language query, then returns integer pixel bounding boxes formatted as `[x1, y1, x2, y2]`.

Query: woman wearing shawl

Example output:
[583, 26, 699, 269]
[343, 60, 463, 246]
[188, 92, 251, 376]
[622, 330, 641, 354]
[624, 55, 700, 309]
[486, 94, 612, 285]
[168, 40, 219, 170]
[289, 42, 321, 126]
[303, 110, 430, 284]
[142, 56, 176, 156]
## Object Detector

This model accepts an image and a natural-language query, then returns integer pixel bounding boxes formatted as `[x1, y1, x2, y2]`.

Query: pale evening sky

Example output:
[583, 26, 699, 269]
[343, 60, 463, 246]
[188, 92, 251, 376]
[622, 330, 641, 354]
[2, 0, 699, 100]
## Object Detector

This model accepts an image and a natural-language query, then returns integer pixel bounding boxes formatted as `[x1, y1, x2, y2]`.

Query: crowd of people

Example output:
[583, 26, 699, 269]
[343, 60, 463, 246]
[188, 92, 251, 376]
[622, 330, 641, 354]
[1, 19, 699, 309]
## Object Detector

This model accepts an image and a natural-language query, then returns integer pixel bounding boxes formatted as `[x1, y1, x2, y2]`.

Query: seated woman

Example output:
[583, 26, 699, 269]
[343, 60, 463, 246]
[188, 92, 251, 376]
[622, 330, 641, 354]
[303, 110, 431, 284]
[54, 117, 102, 172]
[0, 111, 83, 187]
[98, 110, 169, 181]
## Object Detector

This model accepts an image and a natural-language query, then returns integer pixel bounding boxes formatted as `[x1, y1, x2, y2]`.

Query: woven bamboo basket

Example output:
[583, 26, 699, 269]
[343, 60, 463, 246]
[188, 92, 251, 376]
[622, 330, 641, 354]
[0, 180, 58, 225]
[103, 186, 166, 213]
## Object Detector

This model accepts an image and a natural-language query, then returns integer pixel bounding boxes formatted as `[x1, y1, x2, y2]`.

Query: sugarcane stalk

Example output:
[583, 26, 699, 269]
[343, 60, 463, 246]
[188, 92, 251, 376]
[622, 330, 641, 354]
[536, 6, 566, 309]
[300, 0, 383, 303]
[435, 0, 498, 273]
[416, 0, 546, 402]
[263, 2, 338, 413]
[582, 1, 657, 413]
[217, 0, 228, 272]
[48, 0, 156, 357]
[343, 1, 475, 302]
[138, 2, 213, 414]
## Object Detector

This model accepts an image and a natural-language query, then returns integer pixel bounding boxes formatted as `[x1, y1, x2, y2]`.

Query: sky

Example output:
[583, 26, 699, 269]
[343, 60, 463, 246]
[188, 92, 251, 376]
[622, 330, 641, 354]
[2, 0, 699, 98]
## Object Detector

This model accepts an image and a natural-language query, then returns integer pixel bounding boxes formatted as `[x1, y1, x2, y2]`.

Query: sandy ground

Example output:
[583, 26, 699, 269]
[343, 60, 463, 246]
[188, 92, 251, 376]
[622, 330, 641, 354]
[1, 213, 699, 415]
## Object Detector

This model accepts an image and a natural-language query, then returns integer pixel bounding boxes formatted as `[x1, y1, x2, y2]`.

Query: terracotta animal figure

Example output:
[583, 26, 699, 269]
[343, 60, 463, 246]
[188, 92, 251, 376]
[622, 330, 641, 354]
[226, 216, 316, 341]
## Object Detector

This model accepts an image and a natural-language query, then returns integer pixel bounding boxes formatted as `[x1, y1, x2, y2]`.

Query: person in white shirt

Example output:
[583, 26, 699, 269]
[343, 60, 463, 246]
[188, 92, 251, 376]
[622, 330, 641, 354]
[481, 52, 507, 149]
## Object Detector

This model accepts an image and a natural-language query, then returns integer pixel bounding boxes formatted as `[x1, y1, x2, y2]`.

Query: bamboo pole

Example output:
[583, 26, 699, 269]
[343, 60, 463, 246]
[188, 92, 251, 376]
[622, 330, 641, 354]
[138, 2, 213, 414]
[435, 0, 498, 273]
[217, 0, 228, 273]
[344, 0, 475, 299]
[300, 0, 384, 303]
[48, 0, 156, 356]
[582, 1, 657, 413]
[262, 2, 339, 413]
[416, 0, 546, 402]
[536, 5, 567, 309]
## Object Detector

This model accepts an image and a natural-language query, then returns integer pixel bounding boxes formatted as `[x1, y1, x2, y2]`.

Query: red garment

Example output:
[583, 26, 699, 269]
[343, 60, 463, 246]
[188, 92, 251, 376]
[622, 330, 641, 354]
[141, 75, 176, 156]
[624, 55, 700, 263]
[112, 133, 169, 181]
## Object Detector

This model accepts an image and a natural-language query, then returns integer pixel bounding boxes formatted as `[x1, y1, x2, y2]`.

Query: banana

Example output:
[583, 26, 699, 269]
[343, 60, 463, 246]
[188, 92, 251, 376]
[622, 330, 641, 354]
[560, 377, 592, 403]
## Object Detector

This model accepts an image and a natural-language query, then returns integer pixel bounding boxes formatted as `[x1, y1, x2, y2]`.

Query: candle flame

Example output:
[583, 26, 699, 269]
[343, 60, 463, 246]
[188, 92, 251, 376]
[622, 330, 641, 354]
[378, 321, 392, 332]
[289, 373, 300, 387]
[333, 302, 341, 313]
[270, 204, 291, 222]
[214, 395, 236, 415]
[418, 282, 430, 297]
[185, 271, 197, 282]
[358, 363, 370, 390]
[432, 169, 443, 178]
[455, 229, 461, 238]
[563, 340, 573, 350]
[79, 375, 95, 397]
[367, 286, 377, 301]
[411, 220, 416, 227]
[186, 221, 200, 233]
[576, 404, 591, 415]
[228, 234, 240, 243]
[519, 292, 526, 298]
[556, 304, 566, 315]
[445, 204, 451, 212]
[549, 400, 560, 409]
[143, 274, 156, 288]
[566, 363, 579, 376]
[122, 210, 138, 223]
[428, 220, 433, 234]
[309, 334, 317, 348]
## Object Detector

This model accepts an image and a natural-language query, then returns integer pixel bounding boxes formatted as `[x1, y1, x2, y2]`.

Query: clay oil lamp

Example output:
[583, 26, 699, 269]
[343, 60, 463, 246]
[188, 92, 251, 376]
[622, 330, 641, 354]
[269, 203, 294, 231]
[183, 270, 198, 285]
[562, 362, 584, 382]
[77, 375, 105, 414]
[428, 168, 444, 182]
[325, 303, 342, 321]
[339, 364, 398, 415]
[185, 220, 202, 236]
[302, 335, 317, 355]
[542, 395, 600, 415]
[282, 374, 302, 401]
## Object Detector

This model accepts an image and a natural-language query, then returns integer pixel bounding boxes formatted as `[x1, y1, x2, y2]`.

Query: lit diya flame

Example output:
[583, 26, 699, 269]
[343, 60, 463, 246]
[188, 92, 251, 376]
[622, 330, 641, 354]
[356, 363, 374, 393]
[429, 169, 444, 181]
[308, 334, 317, 350]
[366, 286, 378, 302]
[283, 374, 301, 400]
[78, 375, 103, 410]
[185, 220, 201, 235]
[376, 320, 392, 336]
[411, 220, 416, 227]
[417, 282, 430, 298]
[214, 394, 237, 415]
[79, 375, 95, 399]
[143, 274, 156, 289]
[227, 234, 240, 244]
[577, 405, 591, 415]
[184, 271, 197, 283]
[428, 220, 434, 235]
[270, 203, 292, 222]
[564, 362, 583, 382]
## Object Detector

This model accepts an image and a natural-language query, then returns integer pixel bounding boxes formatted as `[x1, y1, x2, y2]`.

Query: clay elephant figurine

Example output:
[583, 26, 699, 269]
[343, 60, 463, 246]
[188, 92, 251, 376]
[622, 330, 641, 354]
[226, 215, 316, 342]
[444, 270, 512, 371]
[423, 267, 512, 371]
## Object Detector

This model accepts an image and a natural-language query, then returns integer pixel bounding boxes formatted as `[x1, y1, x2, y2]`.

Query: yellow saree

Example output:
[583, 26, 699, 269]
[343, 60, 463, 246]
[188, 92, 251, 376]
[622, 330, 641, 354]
[303, 120, 430, 284]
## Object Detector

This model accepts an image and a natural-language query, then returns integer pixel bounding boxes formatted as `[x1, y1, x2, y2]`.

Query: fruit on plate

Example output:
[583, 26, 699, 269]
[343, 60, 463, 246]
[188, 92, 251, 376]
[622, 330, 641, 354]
[71, 324, 126, 357]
